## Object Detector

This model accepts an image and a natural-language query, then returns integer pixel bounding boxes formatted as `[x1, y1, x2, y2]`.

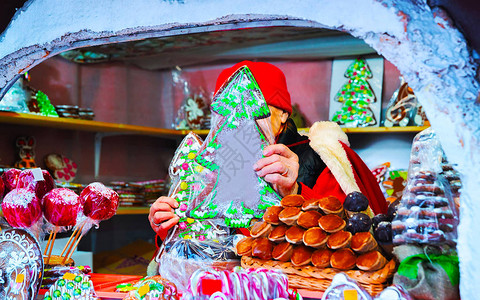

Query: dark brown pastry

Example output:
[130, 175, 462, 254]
[291, 245, 314, 266]
[268, 224, 288, 242]
[303, 227, 328, 248]
[278, 207, 302, 225]
[263, 206, 283, 225]
[301, 198, 320, 211]
[281, 194, 305, 207]
[285, 226, 306, 244]
[250, 220, 273, 238]
[252, 238, 274, 260]
[327, 231, 352, 250]
[236, 237, 255, 256]
[356, 251, 387, 271]
[351, 232, 378, 253]
[318, 214, 346, 233]
[272, 242, 294, 262]
[318, 196, 343, 215]
[297, 210, 322, 229]
[311, 248, 333, 268]
[330, 248, 357, 270]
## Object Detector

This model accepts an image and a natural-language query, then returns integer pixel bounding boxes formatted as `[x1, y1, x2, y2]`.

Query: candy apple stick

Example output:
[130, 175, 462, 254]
[64, 233, 84, 263]
[61, 223, 83, 260]
[44, 231, 54, 255]
[46, 227, 58, 264]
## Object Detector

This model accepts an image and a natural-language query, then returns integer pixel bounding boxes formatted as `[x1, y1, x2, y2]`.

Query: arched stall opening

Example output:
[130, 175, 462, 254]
[0, 1, 479, 298]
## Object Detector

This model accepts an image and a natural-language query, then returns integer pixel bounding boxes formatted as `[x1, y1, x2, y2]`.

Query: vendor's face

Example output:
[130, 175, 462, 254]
[268, 105, 289, 137]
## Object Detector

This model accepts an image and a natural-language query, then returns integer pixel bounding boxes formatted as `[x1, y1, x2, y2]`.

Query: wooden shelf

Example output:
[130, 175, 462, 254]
[0, 111, 428, 136]
[0, 111, 189, 137]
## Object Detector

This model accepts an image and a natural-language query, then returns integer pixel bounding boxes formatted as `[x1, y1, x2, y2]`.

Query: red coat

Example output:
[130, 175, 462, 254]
[298, 121, 388, 216]
[299, 141, 388, 215]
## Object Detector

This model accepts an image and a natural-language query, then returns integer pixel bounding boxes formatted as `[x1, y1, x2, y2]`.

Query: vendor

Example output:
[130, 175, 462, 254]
[149, 61, 387, 239]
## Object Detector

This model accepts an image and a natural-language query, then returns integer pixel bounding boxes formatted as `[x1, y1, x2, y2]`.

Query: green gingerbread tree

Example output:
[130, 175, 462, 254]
[332, 58, 377, 127]
[186, 65, 281, 228]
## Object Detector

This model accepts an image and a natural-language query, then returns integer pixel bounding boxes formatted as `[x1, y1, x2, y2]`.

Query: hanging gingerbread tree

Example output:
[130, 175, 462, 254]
[185, 66, 281, 228]
[332, 58, 377, 127]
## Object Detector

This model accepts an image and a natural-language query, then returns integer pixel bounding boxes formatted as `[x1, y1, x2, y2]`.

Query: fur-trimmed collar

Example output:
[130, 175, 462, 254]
[308, 121, 359, 195]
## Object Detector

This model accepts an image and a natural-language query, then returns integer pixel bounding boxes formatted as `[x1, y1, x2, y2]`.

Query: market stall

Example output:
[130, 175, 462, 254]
[0, 0, 478, 299]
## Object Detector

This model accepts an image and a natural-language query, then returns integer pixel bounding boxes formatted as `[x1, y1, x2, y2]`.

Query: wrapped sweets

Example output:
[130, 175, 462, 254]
[43, 273, 98, 300]
[17, 168, 56, 199]
[80, 182, 119, 222]
[186, 267, 301, 300]
[42, 188, 82, 264]
[120, 275, 178, 300]
[2, 168, 21, 194]
[59, 182, 119, 264]
[1, 188, 42, 230]
[43, 188, 81, 227]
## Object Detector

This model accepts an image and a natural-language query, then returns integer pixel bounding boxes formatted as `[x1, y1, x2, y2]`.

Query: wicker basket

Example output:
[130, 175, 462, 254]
[241, 256, 396, 296]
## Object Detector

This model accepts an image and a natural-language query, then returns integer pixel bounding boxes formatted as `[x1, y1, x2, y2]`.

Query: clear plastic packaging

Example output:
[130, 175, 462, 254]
[183, 65, 279, 228]
[321, 273, 372, 300]
[172, 67, 210, 130]
[182, 266, 300, 300]
[0, 76, 31, 113]
[158, 66, 282, 290]
[392, 128, 459, 245]
[374, 284, 412, 300]
[157, 234, 243, 291]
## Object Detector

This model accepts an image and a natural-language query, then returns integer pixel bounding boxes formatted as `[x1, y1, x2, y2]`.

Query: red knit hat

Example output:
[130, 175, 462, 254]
[214, 61, 292, 114]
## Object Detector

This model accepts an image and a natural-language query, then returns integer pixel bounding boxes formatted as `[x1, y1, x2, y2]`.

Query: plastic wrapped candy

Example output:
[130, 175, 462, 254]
[1, 188, 42, 230]
[43, 273, 98, 300]
[17, 168, 56, 199]
[79, 182, 119, 226]
[321, 273, 372, 300]
[157, 234, 243, 291]
[120, 275, 178, 300]
[2, 168, 21, 194]
[184, 267, 300, 300]
[392, 128, 459, 245]
[42, 188, 81, 228]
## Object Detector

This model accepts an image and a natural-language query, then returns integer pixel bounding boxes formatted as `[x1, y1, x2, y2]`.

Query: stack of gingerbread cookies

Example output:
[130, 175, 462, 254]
[236, 193, 388, 272]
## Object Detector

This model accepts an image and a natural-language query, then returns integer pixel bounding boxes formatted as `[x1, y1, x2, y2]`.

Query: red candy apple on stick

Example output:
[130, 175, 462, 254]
[61, 182, 119, 263]
[42, 188, 81, 264]
[2, 168, 21, 195]
[1, 188, 42, 236]
[17, 168, 56, 199]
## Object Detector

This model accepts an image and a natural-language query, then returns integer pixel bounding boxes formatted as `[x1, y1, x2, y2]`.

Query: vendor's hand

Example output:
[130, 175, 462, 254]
[149, 196, 180, 237]
[253, 144, 299, 197]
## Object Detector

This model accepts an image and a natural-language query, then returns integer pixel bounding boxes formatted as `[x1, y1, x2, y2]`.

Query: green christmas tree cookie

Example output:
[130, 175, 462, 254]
[332, 58, 377, 127]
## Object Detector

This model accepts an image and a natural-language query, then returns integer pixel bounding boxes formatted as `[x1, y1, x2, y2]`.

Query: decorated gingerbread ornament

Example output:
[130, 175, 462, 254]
[45, 154, 78, 182]
[184, 94, 208, 130]
[0, 228, 44, 300]
[384, 77, 428, 127]
[184, 65, 280, 228]
[332, 58, 377, 127]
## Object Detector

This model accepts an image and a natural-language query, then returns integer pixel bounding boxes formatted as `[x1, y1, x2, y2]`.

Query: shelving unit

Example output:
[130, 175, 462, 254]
[0, 111, 429, 135]
[0, 111, 428, 215]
